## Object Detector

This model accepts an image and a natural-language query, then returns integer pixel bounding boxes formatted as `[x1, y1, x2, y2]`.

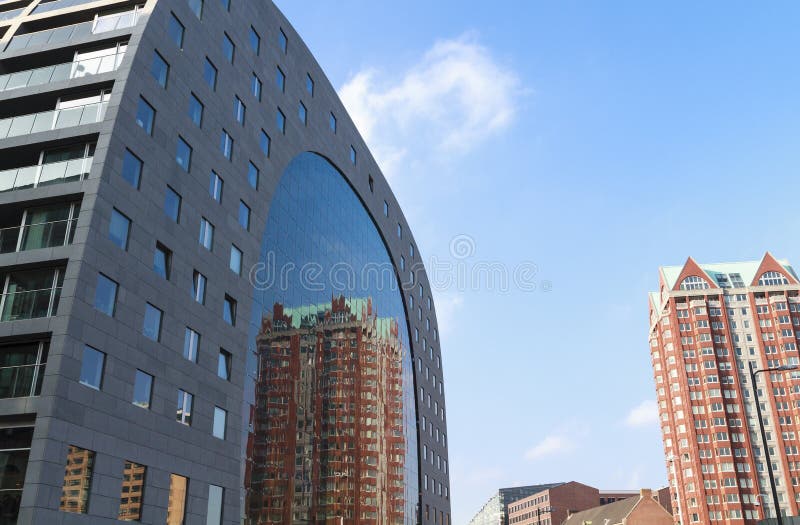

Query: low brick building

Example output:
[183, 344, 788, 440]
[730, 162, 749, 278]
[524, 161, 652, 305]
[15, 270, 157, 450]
[562, 489, 673, 525]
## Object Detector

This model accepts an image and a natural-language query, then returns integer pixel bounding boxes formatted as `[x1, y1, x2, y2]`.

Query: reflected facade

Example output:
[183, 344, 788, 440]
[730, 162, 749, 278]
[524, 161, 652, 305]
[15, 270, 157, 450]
[245, 153, 418, 523]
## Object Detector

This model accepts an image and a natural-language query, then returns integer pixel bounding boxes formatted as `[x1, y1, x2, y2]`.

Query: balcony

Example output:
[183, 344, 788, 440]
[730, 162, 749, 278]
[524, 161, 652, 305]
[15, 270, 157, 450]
[0, 201, 80, 253]
[0, 267, 64, 322]
[0, 43, 126, 93]
[0, 341, 48, 398]
[0, 156, 92, 192]
[0, 100, 107, 139]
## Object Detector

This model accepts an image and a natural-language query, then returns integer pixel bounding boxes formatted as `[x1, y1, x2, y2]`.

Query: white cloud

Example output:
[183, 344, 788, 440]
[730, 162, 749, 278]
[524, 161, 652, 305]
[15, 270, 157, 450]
[339, 33, 522, 178]
[524, 434, 574, 461]
[625, 399, 659, 428]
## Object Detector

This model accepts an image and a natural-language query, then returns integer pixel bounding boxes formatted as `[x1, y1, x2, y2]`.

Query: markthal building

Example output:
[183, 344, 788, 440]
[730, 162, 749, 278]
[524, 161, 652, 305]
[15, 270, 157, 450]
[0, 0, 450, 523]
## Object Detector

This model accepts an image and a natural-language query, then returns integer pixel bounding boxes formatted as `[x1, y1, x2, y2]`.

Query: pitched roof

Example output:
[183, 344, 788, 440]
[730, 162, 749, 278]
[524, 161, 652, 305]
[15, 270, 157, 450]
[561, 495, 638, 525]
[658, 253, 797, 291]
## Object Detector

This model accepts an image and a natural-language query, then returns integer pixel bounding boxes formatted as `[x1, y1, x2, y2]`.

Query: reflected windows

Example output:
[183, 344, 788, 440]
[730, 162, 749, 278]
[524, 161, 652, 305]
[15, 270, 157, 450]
[132, 370, 152, 409]
[59, 445, 94, 514]
[151, 51, 169, 87]
[118, 461, 146, 521]
[184, 327, 200, 362]
[251, 73, 262, 101]
[0, 426, 32, 522]
[142, 303, 163, 341]
[217, 349, 231, 380]
[199, 218, 214, 251]
[176, 137, 192, 171]
[192, 271, 206, 304]
[79, 345, 104, 390]
[167, 474, 188, 525]
[94, 274, 118, 316]
[176, 389, 193, 425]
[223, 295, 236, 325]
[135, 97, 155, 135]
[109, 209, 130, 249]
[209, 171, 223, 202]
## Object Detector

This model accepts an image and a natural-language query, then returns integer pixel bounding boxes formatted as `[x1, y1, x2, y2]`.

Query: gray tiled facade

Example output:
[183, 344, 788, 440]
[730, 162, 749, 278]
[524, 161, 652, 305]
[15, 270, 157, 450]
[0, 0, 450, 523]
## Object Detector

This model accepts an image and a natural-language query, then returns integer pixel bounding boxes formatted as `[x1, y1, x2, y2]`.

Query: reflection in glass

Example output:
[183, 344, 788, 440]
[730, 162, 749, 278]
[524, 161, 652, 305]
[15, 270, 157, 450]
[118, 461, 146, 521]
[167, 474, 188, 525]
[59, 445, 95, 514]
[245, 153, 418, 523]
[0, 341, 48, 398]
[0, 426, 33, 523]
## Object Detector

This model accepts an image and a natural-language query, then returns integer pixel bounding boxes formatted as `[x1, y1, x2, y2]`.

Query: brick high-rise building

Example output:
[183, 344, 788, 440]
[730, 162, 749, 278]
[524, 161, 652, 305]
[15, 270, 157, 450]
[650, 253, 800, 524]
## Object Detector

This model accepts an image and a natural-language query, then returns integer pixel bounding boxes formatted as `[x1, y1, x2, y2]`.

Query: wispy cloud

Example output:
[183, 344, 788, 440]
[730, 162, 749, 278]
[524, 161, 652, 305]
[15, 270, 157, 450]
[339, 33, 523, 178]
[524, 434, 574, 461]
[625, 399, 659, 428]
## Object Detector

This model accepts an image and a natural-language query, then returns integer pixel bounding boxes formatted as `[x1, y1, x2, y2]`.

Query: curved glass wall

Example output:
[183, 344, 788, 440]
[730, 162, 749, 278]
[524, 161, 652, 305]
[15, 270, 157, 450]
[244, 152, 418, 524]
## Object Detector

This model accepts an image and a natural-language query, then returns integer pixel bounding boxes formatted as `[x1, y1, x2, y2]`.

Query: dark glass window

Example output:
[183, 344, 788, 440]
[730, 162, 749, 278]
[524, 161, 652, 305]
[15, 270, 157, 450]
[330, 112, 337, 133]
[350, 145, 357, 165]
[217, 349, 231, 380]
[275, 67, 285, 92]
[203, 58, 217, 90]
[230, 245, 242, 275]
[222, 33, 235, 63]
[199, 218, 214, 250]
[298, 101, 307, 125]
[109, 208, 130, 249]
[209, 171, 223, 202]
[251, 73, 262, 101]
[278, 28, 287, 53]
[151, 51, 169, 87]
[259, 130, 270, 157]
[276, 108, 285, 133]
[153, 242, 171, 279]
[94, 274, 117, 316]
[121, 149, 142, 188]
[132, 370, 152, 409]
[234, 96, 245, 125]
[176, 137, 192, 171]
[249, 26, 260, 54]
[223, 295, 236, 325]
[306, 74, 314, 95]
[168, 13, 184, 48]
[188, 93, 203, 127]
[192, 271, 206, 304]
[142, 303, 163, 341]
[238, 201, 250, 230]
[383, 200, 389, 216]
[79, 346, 104, 389]
[135, 97, 155, 135]
[220, 130, 233, 160]
[164, 186, 181, 222]
[247, 161, 259, 189]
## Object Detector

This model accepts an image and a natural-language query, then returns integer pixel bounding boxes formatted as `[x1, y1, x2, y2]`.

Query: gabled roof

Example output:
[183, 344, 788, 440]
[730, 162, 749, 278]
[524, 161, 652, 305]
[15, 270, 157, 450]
[667, 256, 719, 291]
[750, 251, 799, 286]
[562, 495, 639, 525]
[659, 253, 798, 291]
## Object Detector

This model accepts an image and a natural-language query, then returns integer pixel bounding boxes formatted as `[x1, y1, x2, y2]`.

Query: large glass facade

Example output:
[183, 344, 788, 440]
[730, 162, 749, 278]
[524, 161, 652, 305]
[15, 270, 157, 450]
[244, 152, 418, 524]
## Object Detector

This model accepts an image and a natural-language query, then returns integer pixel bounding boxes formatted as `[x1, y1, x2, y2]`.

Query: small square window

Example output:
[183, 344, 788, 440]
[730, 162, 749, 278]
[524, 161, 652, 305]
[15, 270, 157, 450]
[151, 50, 169, 87]
[80, 345, 105, 390]
[209, 171, 223, 202]
[234, 96, 246, 125]
[251, 73, 262, 101]
[298, 101, 307, 125]
[213, 406, 226, 439]
[350, 146, 357, 165]
[164, 186, 181, 222]
[188, 93, 203, 127]
[219, 0, 230, 11]
[222, 33, 235, 63]
[143, 303, 163, 341]
[306, 73, 314, 95]
[277, 109, 285, 133]
[153, 242, 172, 279]
[109, 208, 130, 249]
[249, 26, 260, 55]
[183, 327, 200, 362]
[276, 67, 285, 92]
[176, 389, 193, 425]
[259, 130, 270, 157]
[278, 28, 287, 53]
[187, 0, 202, 19]
[199, 217, 214, 250]
[383, 200, 389, 216]
[220, 129, 234, 160]
[176, 136, 192, 171]
[247, 161, 259, 189]
[132, 370, 153, 409]
[192, 270, 206, 304]
[218, 349, 232, 380]
[330, 112, 337, 133]
[168, 13, 184, 48]
[238, 201, 250, 230]
[203, 58, 217, 90]
[121, 149, 142, 188]
[223, 295, 236, 325]
[230, 245, 242, 275]
[135, 97, 155, 135]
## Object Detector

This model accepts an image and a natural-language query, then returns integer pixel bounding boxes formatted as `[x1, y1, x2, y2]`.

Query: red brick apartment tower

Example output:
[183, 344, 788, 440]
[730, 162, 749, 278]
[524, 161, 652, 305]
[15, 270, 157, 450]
[246, 297, 405, 524]
[650, 253, 800, 524]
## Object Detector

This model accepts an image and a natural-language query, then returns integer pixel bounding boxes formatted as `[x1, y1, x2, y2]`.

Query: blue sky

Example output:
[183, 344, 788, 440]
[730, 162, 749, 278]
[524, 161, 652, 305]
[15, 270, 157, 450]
[274, 2, 800, 523]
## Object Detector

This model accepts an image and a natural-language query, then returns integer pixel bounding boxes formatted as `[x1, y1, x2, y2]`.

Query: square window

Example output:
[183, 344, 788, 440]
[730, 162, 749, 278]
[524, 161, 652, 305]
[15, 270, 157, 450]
[223, 295, 236, 325]
[259, 130, 270, 157]
[251, 73, 262, 101]
[59, 446, 95, 514]
[330, 112, 337, 133]
[278, 28, 287, 53]
[151, 50, 169, 87]
[199, 217, 214, 250]
[222, 33, 235, 63]
[168, 13, 184, 48]
[306, 73, 314, 95]
[234, 96, 246, 125]
[383, 200, 389, 216]
[176, 136, 192, 171]
[229, 245, 242, 275]
[350, 145, 357, 165]
[135, 97, 155, 135]
[213, 407, 226, 439]
[94, 273, 118, 316]
[118, 461, 146, 521]
[219, 0, 229, 11]
[121, 149, 142, 188]
[209, 171, 223, 202]
[183, 327, 200, 362]
[276, 108, 285, 133]
[143, 303, 163, 341]
[79, 345, 105, 390]
[153, 242, 172, 279]
[192, 270, 206, 304]
[276, 67, 285, 92]
[249, 26, 260, 55]
[167, 474, 188, 524]
[187, 0, 202, 19]
[188, 93, 203, 127]
[203, 58, 217, 90]
[164, 186, 181, 222]
[298, 101, 307, 125]
[109, 208, 130, 249]
[247, 161, 259, 189]
[238, 201, 250, 230]
[132, 370, 153, 409]
[218, 349, 231, 380]
[220, 130, 234, 160]
[176, 389, 193, 425]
